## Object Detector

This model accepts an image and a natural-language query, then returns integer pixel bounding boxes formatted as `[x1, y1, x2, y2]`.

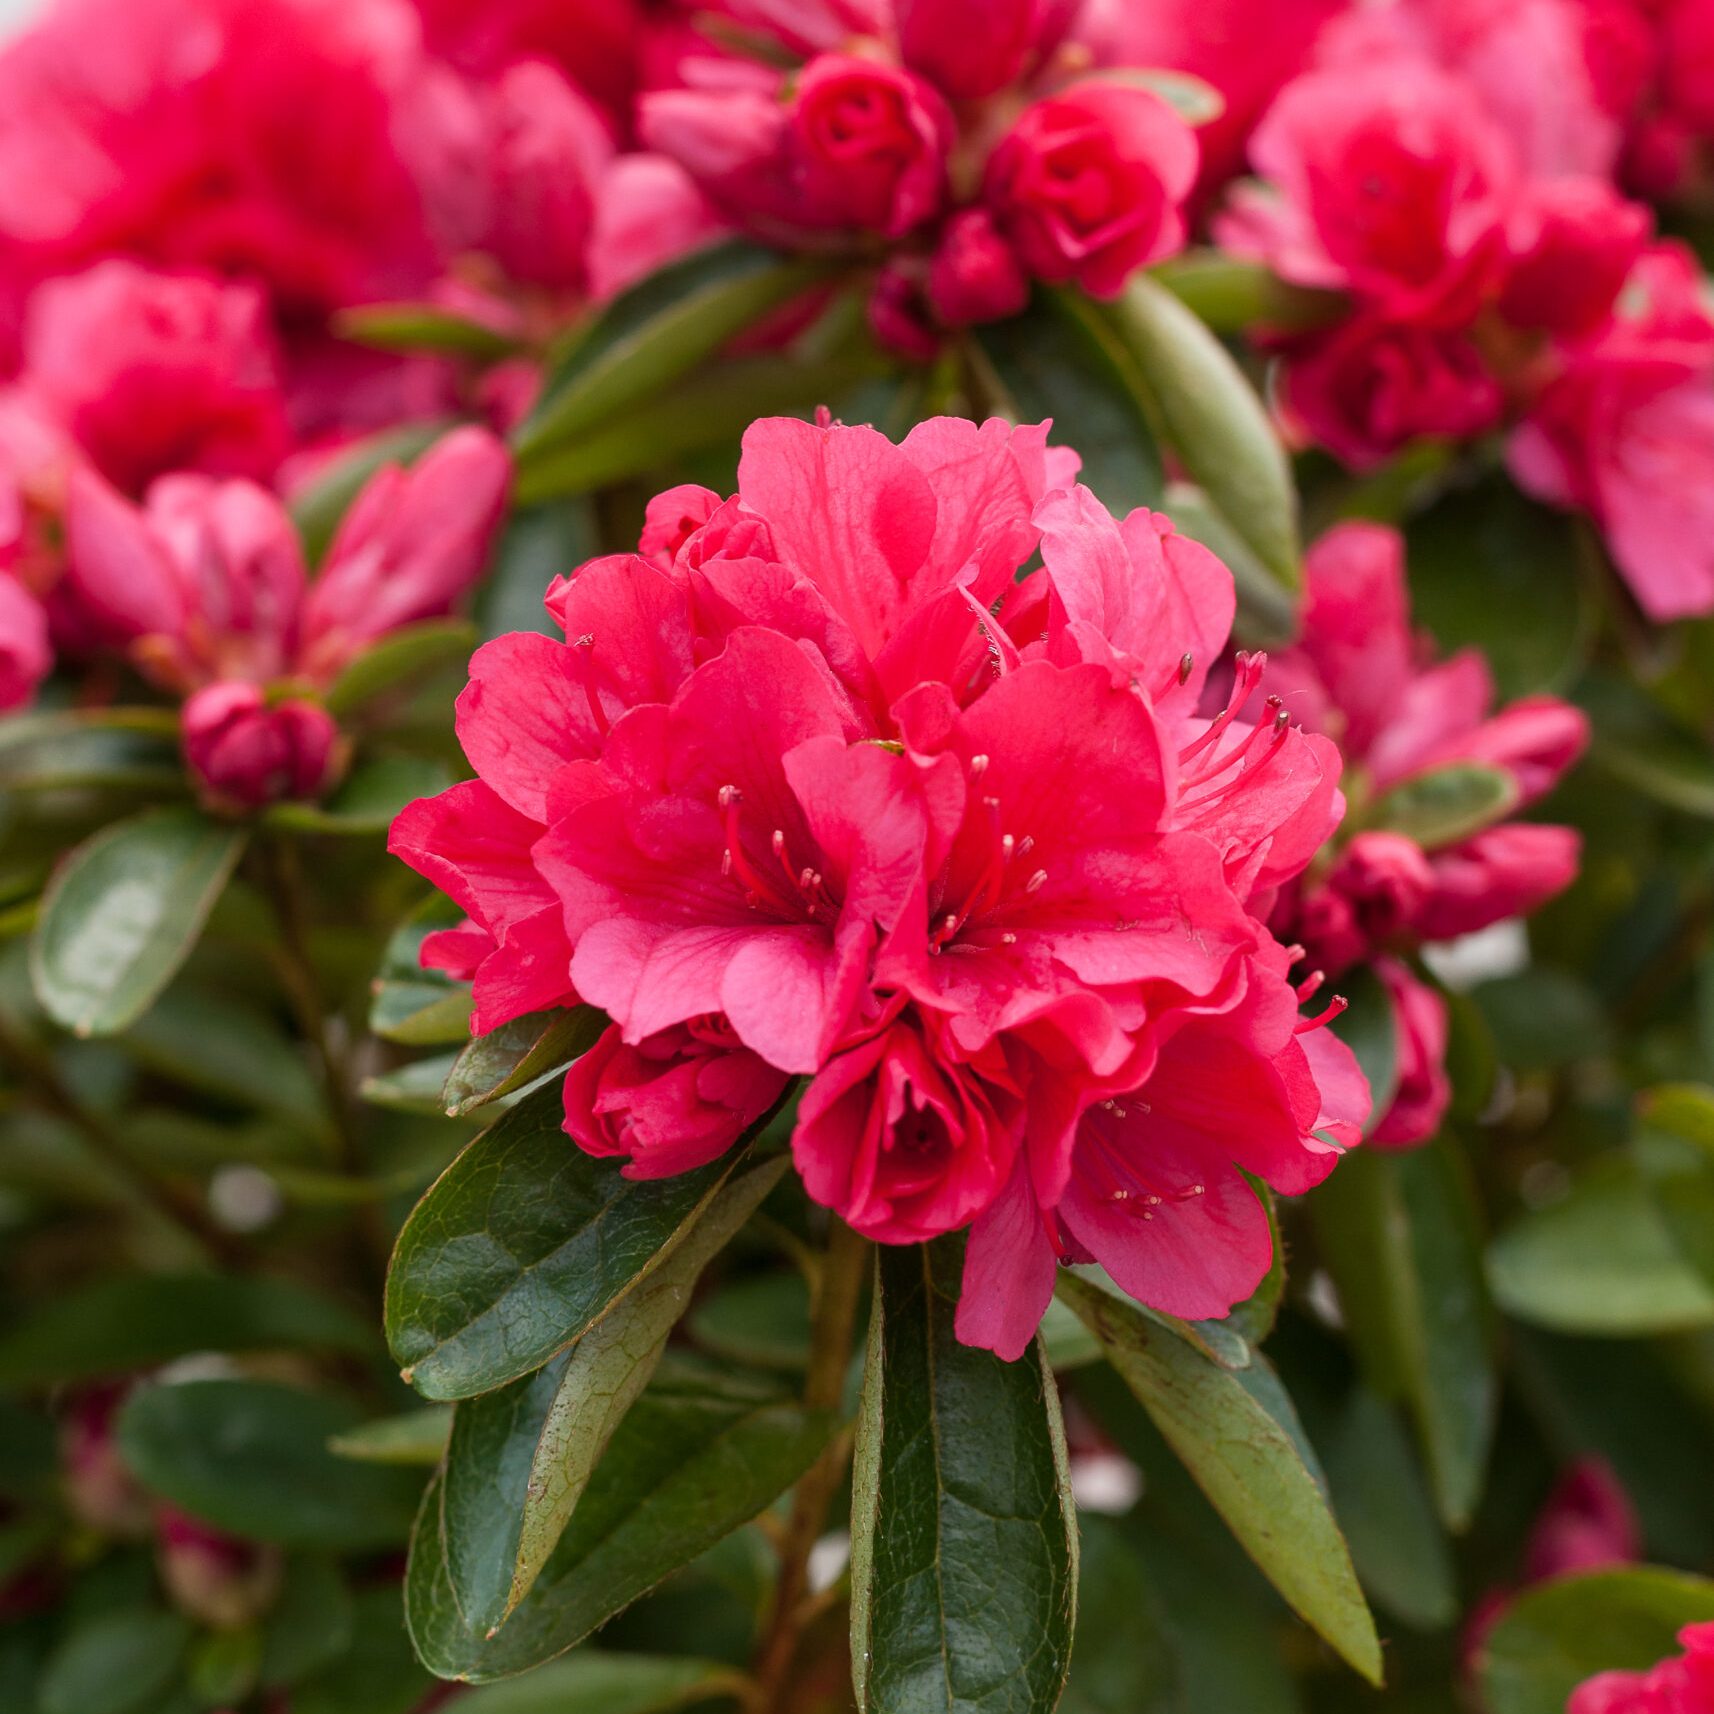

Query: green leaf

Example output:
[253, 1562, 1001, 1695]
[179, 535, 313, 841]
[259, 1559, 355, 1690]
[481, 501, 600, 639]
[1636, 1082, 1714, 1290]
[1582, 669, 1714, 820]
[1160, 481, 1295, 648]
[290, 420, 454, 566]
[293, 1586, 434, 1714]
[0, 1273, 373, 1386]
[31, 807, 248, 1036]
[1057, 1271, 1381, 1685]
[328, 1407, 453, 1467]
[336, 302, 522, 360]
[850, 1240, 1078, 1714]
[1405, 481, 1594, 700]
[515, 242, 825, 462]
[37, 1609, 192, 1714]
[186, 1627, 262, 1708]
[406, 1363, 834, 1681]
[512, 352, 882, 506]
[1106, 273, 1300, 589]
[116, 1379, 425, 1549]
[1322, 1389, 1456, 1631]
[974, 291, 1164, 517]
[1370, 761, 1520, 851]
[371, 898, 473, 1046]
[1152, 249, 1341, 337]
[385, 1081, 738, 1399]
[1310, 1140, 1498, 1529]
[323, 620, 479, 717]
[442, 1007, 606, 1117]
[0, 706, 181, 793]
[439, 1158, 789, 1632]
[1061, 1516, 1183, 1714]
[686, 1271, 812, 1372]
[1479, 1568, 1714, 1714]
[268, 756, 452, 836]
[455, 1654, 752, 1714]
[1489, 1153, 1714, 1334]
[361, 1051, 463, 1114]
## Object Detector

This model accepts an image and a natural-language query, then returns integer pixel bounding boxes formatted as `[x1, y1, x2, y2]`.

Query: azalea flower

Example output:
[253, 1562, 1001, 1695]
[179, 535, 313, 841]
[391, 414, 1367, 1357]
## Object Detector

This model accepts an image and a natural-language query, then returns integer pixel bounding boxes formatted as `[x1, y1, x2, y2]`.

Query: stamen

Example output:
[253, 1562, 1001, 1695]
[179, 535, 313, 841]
[572, 637, 610, 739]
[1178, 652, 1194, 685]
[1295, 968, 1327, 1004]
[1024, 869, 1047, 893]
[1296, 993, 1350, 1033]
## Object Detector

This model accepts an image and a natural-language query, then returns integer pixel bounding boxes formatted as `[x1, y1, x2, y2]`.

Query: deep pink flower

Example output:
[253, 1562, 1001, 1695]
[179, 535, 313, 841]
[1569, 1623, 1714, 1714]
[1369, 957, 1451, 1149]
[896, 0, 1069, 100]
[1279, 314, 1506, 471]
[181, 681, 341, 811]
[1219, 62, 1515, 320]
[1524, 1459, 1643, 1584]
[0, 0, 441, 331]
[0, 574, 50, 711]
[585, 154, 724, 303]
[18, 263, 289, 495]
[1415, 824, 1584, 941]
[562, 1018, 790, 1179]
[1510, 244, 1714, 620]
[396, 415, 1365, 1355]
[927, 209, 1030, 329]
[986, 81, 1200, 299]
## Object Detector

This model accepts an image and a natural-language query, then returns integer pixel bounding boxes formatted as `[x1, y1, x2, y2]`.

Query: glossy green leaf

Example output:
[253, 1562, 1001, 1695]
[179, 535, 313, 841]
[974, 291, 1164, 517]
[442, 1007, 606, 1117]
[1160, 480, 1295, 647]
[269, 756, 452, 837]
[687, 1271, 812, 1372]
[1479, 1568, 1714, 1714]
[31, 807, 247, 1037]
[1062, 1516, 1183, 1714]
[1636, 1083, 1714, 1290]
[327, 1408, 453, 1467]
[1322, 1389, 1456, 1631]
[37, 1609, 191, 1714]
[186, 1627, 262, 1707]
[1371, 762, 1520, 851]
[1152, 249, 1341, 337]
[851, 1239, 1078, 1714]
[336, 302, 522, 360]
[323, 620, 479, 717]
[1057, 1271, 1381, 1684]
[0, 706, 181, 793]
[385, 1081, 736, 1399]
[1107, 273, 1299, 589]
[371, 898, 473, 1046]
[455, 1654, 752, 1713]
[481, 501, 599, 638]
[442, 1157, 789, 1632]
[515, 242, 825, 461]
[1582, 670, 1714, 820]
[0, 1273, 373, 1386]
[1489, 1153, 1714, 1334]
[512, 352, 882, 506]
[1311, 1139, 1498, 1528]
[407, 1363, 834, 1681]
[116, 1379, 424, 1549]
[361, 1051, 462, 1114]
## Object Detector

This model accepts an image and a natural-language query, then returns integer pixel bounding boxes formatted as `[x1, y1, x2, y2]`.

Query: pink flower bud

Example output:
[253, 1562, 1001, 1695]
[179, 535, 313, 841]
[1523, 1459, 1641, 1585]
[60, 1384, 151, 1538]
[586, 154, 724, 303]
[897, 0, 1066, 100]
[1370, 958, 1451, 1150]
[562, 1020, 789, 1180]
[1326, 830, 1436, 946]
[868, 263, 941, 362]
[790, 54, 952, 239]
[927, 208, 1030, 327]
[181, 682, 339, 812]
[1415, 824, 1582, 942]
[1455, 696, 1590, 806]
[155, 1505, 282, 1630]
[986, 80, 1199, 298]
[298, 426, 510, 678]
[0, 573, 50, 711]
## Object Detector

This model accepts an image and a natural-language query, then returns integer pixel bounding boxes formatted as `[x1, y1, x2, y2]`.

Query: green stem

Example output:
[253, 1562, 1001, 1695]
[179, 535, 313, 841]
[751, 1217, 868, 1710]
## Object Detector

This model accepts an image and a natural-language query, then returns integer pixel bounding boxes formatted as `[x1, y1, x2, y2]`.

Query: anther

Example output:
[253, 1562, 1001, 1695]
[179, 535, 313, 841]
[1025, 869, 1047, 893]
[1178, 652, 1194, 684]
[1296, 993, 1350, 1033]
[970, 753, 990, 777]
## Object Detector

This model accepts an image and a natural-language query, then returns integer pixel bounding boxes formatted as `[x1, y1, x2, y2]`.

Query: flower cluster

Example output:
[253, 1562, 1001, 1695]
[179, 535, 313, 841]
[639, 0, 1202, 350]
[0, 0, 718, 728]
[1260, 522, 1587, 1145]
[1215, 0, 1714, 619]
[393, 413, 1369, 1358]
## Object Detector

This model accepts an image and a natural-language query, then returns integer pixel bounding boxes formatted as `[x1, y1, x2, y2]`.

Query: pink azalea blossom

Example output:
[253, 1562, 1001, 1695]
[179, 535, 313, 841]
[1569, 1622, 1714, 1714]
[394, 414, 1365, 1356]
[180, 681, 341, 812]
[896, 0, 1071, 101]
[1369, 957, 1452, 1149]
[17, 262, 289, 495]
[0, 572, 51, 711]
